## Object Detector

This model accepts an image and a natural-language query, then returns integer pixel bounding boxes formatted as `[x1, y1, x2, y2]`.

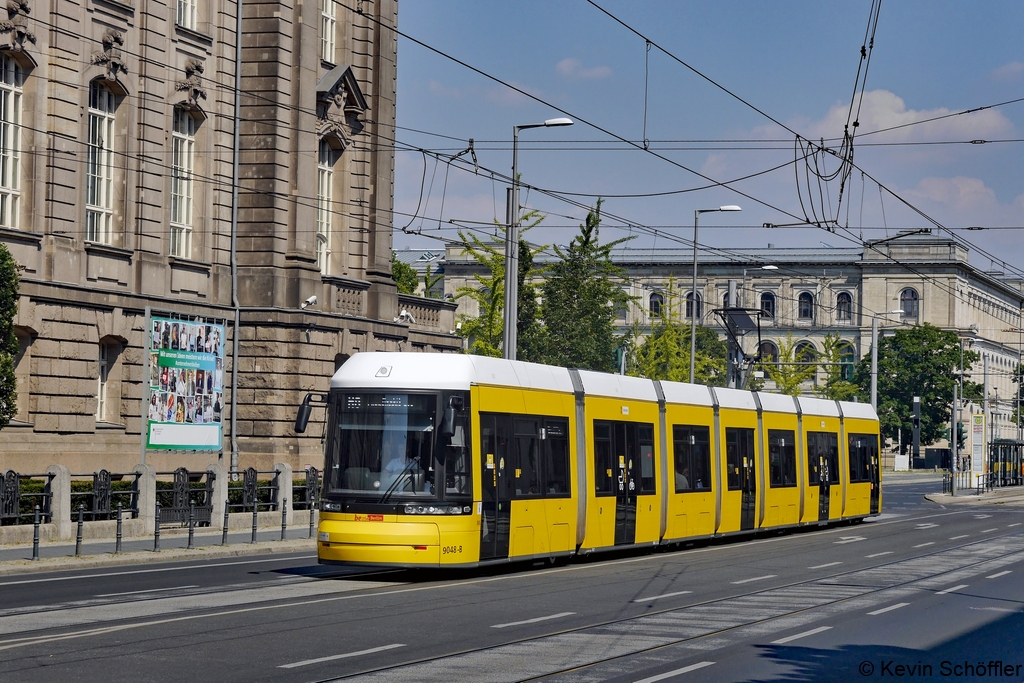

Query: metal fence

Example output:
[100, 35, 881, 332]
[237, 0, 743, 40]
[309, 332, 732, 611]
[227, 467, 279, 512]
[69, 470, 140, 521]
[291, 467, 320, 511]
[0, 470, 54, 526]
[155, 468, 215, 526]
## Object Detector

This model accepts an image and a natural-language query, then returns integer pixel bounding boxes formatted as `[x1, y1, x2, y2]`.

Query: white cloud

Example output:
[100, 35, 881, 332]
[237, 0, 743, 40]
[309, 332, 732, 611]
[991, 61, 1024, 82]
[556, 57, 612, 80]
[485, 80, 543, 106]
[905, 176, 998, 212]
[798, 89, 1014, 143]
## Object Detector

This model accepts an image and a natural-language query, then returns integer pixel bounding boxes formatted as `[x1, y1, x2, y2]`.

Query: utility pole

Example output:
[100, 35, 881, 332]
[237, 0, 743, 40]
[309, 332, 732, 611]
[912, 396, 921, 469]
[951, 383, 958, 497]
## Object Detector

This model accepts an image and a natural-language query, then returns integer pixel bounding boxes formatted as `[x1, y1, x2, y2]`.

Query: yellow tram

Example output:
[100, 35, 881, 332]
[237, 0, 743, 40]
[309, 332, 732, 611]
[295, 352, 881, 568]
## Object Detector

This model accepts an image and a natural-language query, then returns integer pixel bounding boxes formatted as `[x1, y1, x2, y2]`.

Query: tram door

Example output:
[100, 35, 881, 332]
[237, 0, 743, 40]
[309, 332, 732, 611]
[867, 438, 881, 514]
[817, 454, 831, 520]
[479, 414, 512, 560]
[808, 432, 839, 521]
[726, 428, 757, 532]
[612, 423, 638, 545]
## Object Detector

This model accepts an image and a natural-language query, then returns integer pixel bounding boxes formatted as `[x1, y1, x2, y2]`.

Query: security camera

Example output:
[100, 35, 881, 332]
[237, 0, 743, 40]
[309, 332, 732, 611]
[301, 295, 317, 310]
[394, 309, 416, 324]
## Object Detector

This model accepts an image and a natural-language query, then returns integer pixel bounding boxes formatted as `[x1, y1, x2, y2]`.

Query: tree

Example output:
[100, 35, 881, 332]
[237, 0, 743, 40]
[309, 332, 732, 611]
[422, 264, 444, 299]
[816, 332, 858, 401]
[760, 333, 817, 396]
[539, 200, 631, 372]
[453, 230, 505, 357]
[516, 237, 548, 363]
[853, 323, 981, 447]
[0, 243, 19, 430]
[390, 252, 419, 295]
[625, 280, 727, 385]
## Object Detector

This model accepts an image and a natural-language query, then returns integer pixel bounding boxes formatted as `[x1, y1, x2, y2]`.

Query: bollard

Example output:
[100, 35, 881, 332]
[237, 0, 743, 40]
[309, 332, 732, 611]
[115, 503, 123, 554]
[75, 504, 84, 557]
[309, 504, 316, 539]
[251, 500, 258, 544]
[154, 502, 161, 552]
[281, 498, 288, 541]
[221, 499, 230, 546]
[187, 500, 195, 550]
[32, 504, 41, 561]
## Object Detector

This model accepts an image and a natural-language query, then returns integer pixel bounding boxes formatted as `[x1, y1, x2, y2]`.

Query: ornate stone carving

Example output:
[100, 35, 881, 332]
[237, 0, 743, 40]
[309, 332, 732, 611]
[175, 58, 207, 106]
[0, 0, 36, 54]
[91, 29, 127, 80]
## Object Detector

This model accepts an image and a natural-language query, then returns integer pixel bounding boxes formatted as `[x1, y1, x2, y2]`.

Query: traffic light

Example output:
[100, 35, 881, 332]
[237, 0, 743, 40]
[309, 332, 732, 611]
[956, 422, 967, 450]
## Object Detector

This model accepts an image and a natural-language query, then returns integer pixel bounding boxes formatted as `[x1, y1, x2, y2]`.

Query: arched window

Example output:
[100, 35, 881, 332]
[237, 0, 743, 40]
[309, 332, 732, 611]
[760, 292, 776, 319]
[649, 292, 664, 318]
[900, 288, 919, 320]
[723, 291, 731, 309]
[758, 340, 779, 366]
[798, 292, 815, 320]
[317, 139, 335, 275]
[795, 341, 817, 365]
[685, 292, 702, 319]
[836, 292, 852, 322]
[86, 82, 117, 245]
[839, 343, 856, 381]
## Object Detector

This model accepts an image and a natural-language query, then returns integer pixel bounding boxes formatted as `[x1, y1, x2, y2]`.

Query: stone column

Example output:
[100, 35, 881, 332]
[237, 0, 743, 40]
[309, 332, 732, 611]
[274, 462, 293, 526]
[208, 463, 228, 529]
[45, 464, 72, 541]
[133, 463, 157, 534]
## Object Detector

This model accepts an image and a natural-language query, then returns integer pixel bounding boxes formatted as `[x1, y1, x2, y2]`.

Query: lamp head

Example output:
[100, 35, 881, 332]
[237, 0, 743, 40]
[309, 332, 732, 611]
[718, 205, 742, 212]
[543, 117, 573, 127]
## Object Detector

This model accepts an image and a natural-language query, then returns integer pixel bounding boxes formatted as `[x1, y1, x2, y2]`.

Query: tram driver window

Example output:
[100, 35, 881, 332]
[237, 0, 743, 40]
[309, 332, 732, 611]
[768, 429, 796, 488]
[673, 425, 711, 493]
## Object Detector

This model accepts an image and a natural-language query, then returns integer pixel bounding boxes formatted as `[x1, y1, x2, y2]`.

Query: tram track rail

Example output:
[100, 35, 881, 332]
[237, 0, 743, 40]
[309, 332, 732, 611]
[311, 526, 1024, 683]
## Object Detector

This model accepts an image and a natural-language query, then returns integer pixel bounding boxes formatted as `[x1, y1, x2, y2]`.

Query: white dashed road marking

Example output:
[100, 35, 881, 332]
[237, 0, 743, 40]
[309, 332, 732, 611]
[279, 644, 405, 669]
[771, 626, 833, 645]
[868, 603, 910, 616]
[491, 612, 576, 629]
[633, 661, 716, 683]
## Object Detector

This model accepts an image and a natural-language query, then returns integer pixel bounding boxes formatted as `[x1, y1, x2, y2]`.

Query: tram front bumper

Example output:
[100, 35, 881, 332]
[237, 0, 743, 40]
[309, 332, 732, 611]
[317, 518, 441, 566]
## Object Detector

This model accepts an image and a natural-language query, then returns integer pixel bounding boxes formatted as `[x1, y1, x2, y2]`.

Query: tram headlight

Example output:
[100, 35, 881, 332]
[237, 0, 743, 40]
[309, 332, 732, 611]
[319, 501, 342, 512]
[402, 504, 471, 515]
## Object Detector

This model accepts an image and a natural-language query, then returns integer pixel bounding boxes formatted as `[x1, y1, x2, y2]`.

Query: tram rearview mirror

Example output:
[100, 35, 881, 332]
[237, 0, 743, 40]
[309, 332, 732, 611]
[440, 396, 464, 439]
[294, 393, 328, 434]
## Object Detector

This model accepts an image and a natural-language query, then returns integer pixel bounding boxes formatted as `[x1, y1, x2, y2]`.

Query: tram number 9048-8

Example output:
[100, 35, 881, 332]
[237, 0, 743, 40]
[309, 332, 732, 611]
[441, 545, 464, 555]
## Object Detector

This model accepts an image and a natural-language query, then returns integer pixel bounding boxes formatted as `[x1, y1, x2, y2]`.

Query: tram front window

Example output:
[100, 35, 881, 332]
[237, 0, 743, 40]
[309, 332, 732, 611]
[327, 393, 438, 499]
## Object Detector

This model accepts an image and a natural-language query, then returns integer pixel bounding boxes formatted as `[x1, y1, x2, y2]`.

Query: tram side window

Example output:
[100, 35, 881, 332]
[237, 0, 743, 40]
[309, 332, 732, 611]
[637, 424, 656, 494]
[513, 418, 541, 497]
[768, 429, 797, 488]
[673, 425, 711, 492]
[848, 433, 878, 483]
[725, 427, 754, 491]
[594, 422, 616, 496]
[807, 431, 840, 485]
[544, 418, 571, 496]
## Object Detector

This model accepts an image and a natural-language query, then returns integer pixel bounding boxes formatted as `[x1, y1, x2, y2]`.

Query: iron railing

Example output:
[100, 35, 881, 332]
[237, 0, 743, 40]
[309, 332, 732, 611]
[0, 470, 54, 526]
[155, 468, 215, 526]
[69, 470, 140, 520]
[227, 467, 279, 512]
[291, 467, 320, 511]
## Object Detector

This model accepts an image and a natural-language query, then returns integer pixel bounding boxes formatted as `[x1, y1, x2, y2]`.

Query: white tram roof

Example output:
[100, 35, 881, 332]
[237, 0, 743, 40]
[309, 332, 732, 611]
[659, 381, 714, 407]
[797, 395, 841, 418]
[839, 401, 879, 420]
[714, 386, 759, 411]
[575, 370, 659, 402]
[330, 352, 575, 393]
[757, 391, 798, 414]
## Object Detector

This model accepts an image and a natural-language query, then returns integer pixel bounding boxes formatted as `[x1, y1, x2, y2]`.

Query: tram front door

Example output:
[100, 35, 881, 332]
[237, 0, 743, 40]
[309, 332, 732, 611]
[818, 455, 831, 520]
[479, 414, 511, 560]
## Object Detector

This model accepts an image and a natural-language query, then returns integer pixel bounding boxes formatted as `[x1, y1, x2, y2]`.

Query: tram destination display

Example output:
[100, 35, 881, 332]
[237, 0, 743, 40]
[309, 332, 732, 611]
[145, 317, 225, 450]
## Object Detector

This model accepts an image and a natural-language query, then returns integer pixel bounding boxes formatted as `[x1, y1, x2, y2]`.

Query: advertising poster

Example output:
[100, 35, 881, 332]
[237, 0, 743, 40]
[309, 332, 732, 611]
[145, 317, 225, 450]
[972, 414, 985, 474]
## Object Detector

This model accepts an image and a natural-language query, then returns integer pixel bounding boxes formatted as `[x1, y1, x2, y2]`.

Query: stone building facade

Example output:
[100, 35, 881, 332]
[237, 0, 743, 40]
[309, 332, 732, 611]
[400, 230, 1024, 441]
[1, 0, 460, 474]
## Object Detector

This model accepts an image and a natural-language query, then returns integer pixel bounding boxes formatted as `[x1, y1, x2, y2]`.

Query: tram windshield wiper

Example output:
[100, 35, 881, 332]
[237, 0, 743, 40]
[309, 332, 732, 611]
[378, 460, 419, 504]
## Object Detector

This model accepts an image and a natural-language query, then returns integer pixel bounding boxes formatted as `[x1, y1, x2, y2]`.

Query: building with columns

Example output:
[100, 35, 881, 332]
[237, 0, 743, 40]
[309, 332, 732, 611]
[1, 0, 459, 474]
[400, 230, 1024, 443]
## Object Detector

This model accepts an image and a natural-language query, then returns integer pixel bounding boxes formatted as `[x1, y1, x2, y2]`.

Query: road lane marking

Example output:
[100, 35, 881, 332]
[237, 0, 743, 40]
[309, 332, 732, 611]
[981, 528, 998, 533]
[95, 585, 199, 598]
[834, 536, 865, 545]
[634, 662, 715, 682]
[974, 514, 992, 519]
[915, 523, 939, 529]
[868, 603, 910, 616]
[633, 590, 692, 603]
[731, 575, 777, 585]
[1009, 523, 1022, 528]
[491, 612, 575, 629]
[278, 644, 405, 669]
[866, 551, 893, 558]
[950, 535, 969, 540]
[808, 562, 842, 569]
[771, 626, 833, 645]
[0, 555, 319, 587]
[913, 542, 934, 548]
[987, 571, 1012, 579]
[936, 584, 968, 595]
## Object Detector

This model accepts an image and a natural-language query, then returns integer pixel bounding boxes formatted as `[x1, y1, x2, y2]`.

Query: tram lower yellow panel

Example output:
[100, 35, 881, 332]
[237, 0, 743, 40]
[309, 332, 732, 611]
[318, 513, 479, 567]
[582, 496, 614, 550]
[845, 482, 871, 517]
[635, 494, 659, 544]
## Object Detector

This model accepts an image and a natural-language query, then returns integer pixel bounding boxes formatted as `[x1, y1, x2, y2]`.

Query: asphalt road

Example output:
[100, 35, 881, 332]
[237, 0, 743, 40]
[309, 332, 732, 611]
[2, 476, 1023, 683]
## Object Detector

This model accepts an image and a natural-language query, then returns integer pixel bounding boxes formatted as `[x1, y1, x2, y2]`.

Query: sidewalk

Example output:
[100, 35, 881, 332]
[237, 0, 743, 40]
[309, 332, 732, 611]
[925, 485, 1024, 508]
[0, 525, 319, 576]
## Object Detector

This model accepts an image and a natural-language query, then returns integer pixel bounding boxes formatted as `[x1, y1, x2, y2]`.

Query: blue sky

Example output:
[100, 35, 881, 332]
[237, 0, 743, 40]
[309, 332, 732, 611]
[392, 1, 1024, 272]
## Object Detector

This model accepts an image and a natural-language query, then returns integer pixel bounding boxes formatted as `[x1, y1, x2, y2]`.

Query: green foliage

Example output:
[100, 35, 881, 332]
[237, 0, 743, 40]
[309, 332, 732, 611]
[423, 264, 444, 299]
[390, 252, 419, 295]
[516, 236, 548, 363]
[539, 200, 631, 372]
[761, 333, 817, 396]
[453, 230, 505, 357]
[853, 323, 981, 447]
[816, 332, 859, 401]
[0, 243, 19, 431]
[625, 279, 726, 385]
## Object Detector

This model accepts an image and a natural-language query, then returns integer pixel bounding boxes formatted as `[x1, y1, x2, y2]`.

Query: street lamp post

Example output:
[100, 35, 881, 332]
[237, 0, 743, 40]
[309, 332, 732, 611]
[502, 117, 573, 361]
[690, 206, 741, 383]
